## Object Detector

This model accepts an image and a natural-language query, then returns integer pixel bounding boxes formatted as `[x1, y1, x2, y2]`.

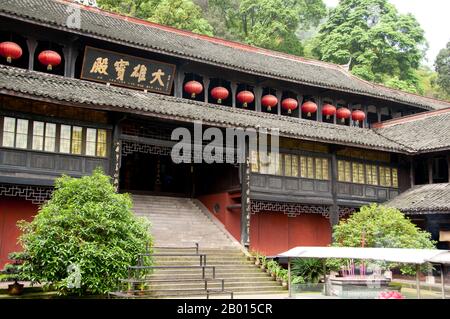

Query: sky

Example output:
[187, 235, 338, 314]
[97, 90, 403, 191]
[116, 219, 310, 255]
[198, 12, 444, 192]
[323, 0, 450, 68]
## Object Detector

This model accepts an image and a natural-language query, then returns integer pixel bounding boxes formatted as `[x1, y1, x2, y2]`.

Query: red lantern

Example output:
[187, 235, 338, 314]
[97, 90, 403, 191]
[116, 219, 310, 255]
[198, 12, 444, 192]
[184, 80, 203, 98]
[0, 41, 22, 63]
[236, 90, 254, 108]
[38, 50, 61, 71]
[261, 94, 278, 112]
[211, 86, 229, 103]
[352, 110, 366, 124]
[281, 98, 298, 114]
[322, 103, 337, 119]
[301, 101, 318, 117]
[336, 107, 351, 123]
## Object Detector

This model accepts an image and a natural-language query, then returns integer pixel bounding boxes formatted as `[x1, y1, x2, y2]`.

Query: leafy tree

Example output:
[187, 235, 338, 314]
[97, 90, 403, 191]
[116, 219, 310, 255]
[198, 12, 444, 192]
[17, 169, 152, 295]
[98, 0, 214, 36]
[333, 204, 435, 249]
[97, 0, 158, 18]
[313, 0, 427, 92]
[434, 41, 450, 96]
[207, 0, 327, 56]
[149, 0, 214, 36]
[330, 204, 435, 274]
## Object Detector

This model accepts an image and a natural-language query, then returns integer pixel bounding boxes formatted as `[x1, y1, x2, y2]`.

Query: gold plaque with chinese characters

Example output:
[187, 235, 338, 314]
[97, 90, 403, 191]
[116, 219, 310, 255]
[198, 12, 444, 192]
[80, 46, 176, 94]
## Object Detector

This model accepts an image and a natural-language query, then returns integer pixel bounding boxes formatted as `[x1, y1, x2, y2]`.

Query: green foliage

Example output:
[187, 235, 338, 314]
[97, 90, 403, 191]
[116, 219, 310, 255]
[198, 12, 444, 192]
[97, 0, 158, 18]
[17, 169, 152, 295]
[332, 204, 436, 275]
[149, 0, 214, 36]
[333, 204, 435, 249]
[291, 258, 324, 283]
[313, 0, 427, 92]
[206, 0, 326, 56]
[434, 41, 450, 97]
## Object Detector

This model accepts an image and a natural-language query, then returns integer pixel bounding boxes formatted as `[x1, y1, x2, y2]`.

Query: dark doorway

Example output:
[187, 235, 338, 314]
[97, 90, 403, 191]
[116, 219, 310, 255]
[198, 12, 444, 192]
[432, 157, 449, 183]
[414, 159, 428, 185]
[119, 152, 193, 196]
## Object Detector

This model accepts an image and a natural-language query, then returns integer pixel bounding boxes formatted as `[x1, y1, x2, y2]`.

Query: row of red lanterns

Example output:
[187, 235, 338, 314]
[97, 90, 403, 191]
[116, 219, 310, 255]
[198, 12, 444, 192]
[184, 81, 366, 122]
[0, 41, 62, 70]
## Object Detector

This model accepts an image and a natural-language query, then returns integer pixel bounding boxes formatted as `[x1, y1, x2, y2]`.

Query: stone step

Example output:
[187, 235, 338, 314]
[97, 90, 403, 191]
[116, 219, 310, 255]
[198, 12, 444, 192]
[147, 282, 284, 291]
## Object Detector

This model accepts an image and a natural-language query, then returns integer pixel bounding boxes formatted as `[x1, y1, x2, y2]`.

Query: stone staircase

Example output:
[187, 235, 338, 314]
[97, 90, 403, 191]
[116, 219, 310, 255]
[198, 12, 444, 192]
[130, 194, 286, 298]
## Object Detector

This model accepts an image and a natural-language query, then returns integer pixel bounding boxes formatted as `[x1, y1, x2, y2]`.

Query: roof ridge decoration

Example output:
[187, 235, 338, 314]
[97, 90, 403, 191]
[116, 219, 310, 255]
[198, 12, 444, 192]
[0, 65, 407, 153]
[1, 0, 450, 111]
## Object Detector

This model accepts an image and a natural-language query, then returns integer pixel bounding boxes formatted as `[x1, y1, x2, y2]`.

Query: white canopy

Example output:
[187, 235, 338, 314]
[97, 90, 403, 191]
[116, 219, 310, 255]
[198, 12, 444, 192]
[426, 252, 450, 265]
[278, 246, 450, 264]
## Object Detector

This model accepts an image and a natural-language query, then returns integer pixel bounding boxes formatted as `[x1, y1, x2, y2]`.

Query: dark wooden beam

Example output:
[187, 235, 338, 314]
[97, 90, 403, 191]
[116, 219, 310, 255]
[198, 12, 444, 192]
[410, 157, 415, 187]
[428, 157, 433, 184]
[329, 147, 339, 228]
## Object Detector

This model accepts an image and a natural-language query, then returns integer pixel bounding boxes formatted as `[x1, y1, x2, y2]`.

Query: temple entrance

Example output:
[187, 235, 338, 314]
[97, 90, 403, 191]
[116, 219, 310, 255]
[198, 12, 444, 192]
[119, 151, 193, 196]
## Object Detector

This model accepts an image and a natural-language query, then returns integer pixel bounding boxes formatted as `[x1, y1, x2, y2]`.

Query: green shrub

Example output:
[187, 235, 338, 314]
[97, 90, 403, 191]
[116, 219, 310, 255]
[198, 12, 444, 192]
[16, 169, 152, 295]
[291, 258, 325, 283]
[332, 204, 436, 275]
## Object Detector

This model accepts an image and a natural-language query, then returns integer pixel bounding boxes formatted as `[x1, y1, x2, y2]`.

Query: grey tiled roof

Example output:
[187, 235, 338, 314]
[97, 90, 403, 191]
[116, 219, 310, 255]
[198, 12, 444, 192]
[0, 65, 406, 152]
[385, 183, 450, 213]
[374, 110, 450, 152]
[1, 0, 450, 111]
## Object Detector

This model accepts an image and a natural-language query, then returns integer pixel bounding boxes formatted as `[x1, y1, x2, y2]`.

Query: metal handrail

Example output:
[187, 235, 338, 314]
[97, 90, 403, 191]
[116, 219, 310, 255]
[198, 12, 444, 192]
[128, 265, 216, 279]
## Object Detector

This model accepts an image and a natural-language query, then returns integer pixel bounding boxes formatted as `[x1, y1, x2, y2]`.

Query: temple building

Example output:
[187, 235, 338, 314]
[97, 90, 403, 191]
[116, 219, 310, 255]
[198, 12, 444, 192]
[1, 0, 449, 268]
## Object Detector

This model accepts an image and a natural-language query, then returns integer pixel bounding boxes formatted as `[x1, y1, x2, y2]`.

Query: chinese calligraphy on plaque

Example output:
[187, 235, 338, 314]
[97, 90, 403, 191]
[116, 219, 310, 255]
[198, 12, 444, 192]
[81, 46, 176, 94]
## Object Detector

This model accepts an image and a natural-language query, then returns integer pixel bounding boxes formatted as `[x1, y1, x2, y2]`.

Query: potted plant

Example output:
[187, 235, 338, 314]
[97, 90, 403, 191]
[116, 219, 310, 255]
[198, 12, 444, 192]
[260, 256, 267, 271]
[280, 269, 289, 289]
[2, 253, 25, 296]
[254, 252, 261, 266]
[272, 265, 282, 280]
[267, 261, 278, 278]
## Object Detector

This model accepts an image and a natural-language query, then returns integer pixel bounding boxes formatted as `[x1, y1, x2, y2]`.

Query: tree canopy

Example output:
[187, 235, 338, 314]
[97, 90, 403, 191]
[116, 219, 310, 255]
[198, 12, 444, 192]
[434, 40, 450, 97]
[333, 204, 435, 249]
[17, 169, 152, 295]
[312, 0, 427, 93]
[96, 0, 448, 100]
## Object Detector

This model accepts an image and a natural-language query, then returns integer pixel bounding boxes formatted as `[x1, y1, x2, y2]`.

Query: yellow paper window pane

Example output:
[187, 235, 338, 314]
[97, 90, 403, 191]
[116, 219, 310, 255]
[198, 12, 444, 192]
[71, 126, 82, 155]
[32, 121, 44, 151]
[300, 156, 307, 178]
[2, 117, 15, 147]
[352, 163, 359, 183]
[15, 119, 28, 149]
[307, 157, 314, 179]
[358, 163, 364, 184]
[45, 123, 56, 152]
[285, 154, 292, 177]
[86, 128, 96, 156]
[338, 160, 344, 182]
[322, 158, 329, 180]
[366, 165, 372, 185]
[344, 161, 351, 182]
[372, 166, 378, 185]
[385, 167, 392, 187]
[250, 150, 259, 172]
[379, 167, 386, 186]
[315, 158, 323, 180]
[392, 168, 398, 188]
[292, 155, 299, 177]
